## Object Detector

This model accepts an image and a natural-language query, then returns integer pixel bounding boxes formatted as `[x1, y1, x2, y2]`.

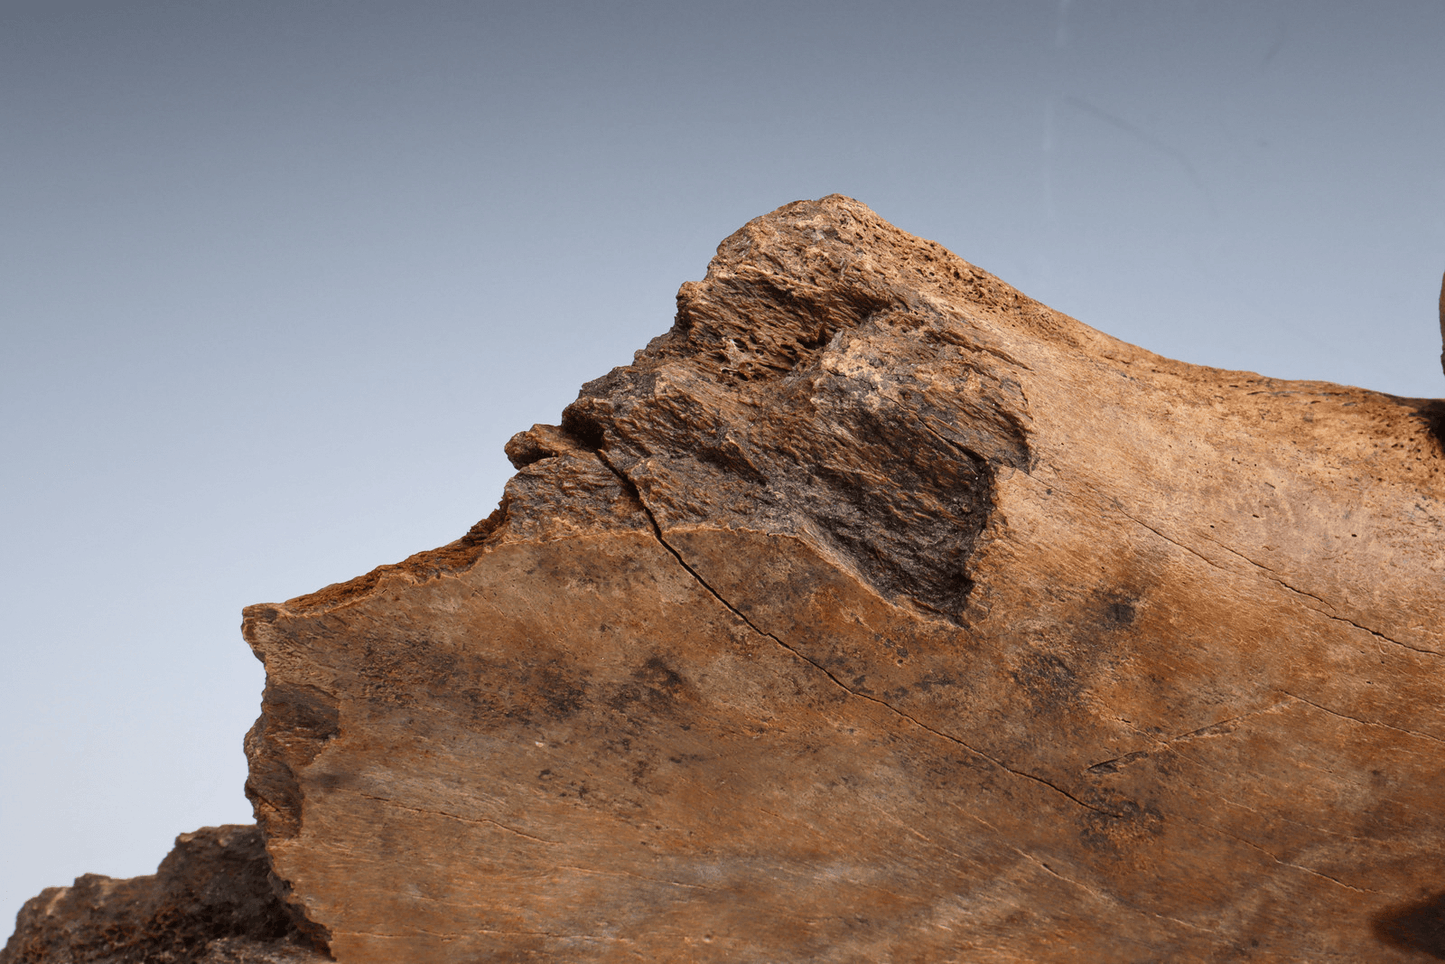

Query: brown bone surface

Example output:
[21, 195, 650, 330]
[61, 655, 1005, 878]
[244, 197, 1445, 962]
[19, 197, 1445, 963]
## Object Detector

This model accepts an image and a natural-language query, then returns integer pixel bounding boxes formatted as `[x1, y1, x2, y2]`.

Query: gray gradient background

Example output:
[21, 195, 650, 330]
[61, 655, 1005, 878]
[3, 0, 1443, 930]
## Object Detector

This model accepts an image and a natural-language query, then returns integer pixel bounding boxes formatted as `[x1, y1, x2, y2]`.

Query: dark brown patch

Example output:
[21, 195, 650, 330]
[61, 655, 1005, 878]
[243, 684, 340, 840]
[1011, 650, 1082, 709]
[1373, 890, 1445, 959]
[1415, 400, 1445, 456]
[1099, 592, 1138, 629]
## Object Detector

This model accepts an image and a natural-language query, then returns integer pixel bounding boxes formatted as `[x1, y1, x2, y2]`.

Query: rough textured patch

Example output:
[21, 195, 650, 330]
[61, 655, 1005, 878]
[1, 825, 327, 963]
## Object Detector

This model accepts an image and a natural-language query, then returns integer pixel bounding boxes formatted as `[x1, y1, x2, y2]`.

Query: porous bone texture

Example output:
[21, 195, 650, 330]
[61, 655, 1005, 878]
[234, 196, 1445, 962]
[1, 825, 327, 963]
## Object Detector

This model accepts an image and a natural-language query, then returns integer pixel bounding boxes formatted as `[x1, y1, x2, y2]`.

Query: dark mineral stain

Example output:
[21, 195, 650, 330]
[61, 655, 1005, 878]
[1373, 890, 1445, 959]
[537, 667, 587, 719]
[1099, 593, 1138, 629]
[264, 683, 340, 746]
[636, 655, 686, 693]
[312, 770, 354, 792]
[1010, 651, 1081, 708]
[247, 683, 342, 840]
[608, 684, 643, 711]
[610, 656, 695, 716]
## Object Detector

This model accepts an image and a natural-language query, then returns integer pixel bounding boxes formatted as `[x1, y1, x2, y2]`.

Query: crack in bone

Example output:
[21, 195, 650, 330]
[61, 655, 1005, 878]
[1281, 691, 1445, 748]
[1204, 825, 1380, 895]
[346, 789, 559, 845]
[1084, 700, 1292, 774]
[1196, 533, 1441, 658]
[1119, 508, 1440, 659]
[593, 450, 1131, 821]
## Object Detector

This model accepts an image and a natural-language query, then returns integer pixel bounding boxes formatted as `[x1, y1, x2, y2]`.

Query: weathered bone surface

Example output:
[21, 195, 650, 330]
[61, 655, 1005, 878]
[11, 196, 1445, 962]
[238, 196, 1445, 962]
[1, 825, 327, 963]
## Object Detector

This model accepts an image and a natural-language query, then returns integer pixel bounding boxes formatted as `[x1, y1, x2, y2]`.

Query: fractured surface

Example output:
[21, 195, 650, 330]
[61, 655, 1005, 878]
[1, 825, 327, 963]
